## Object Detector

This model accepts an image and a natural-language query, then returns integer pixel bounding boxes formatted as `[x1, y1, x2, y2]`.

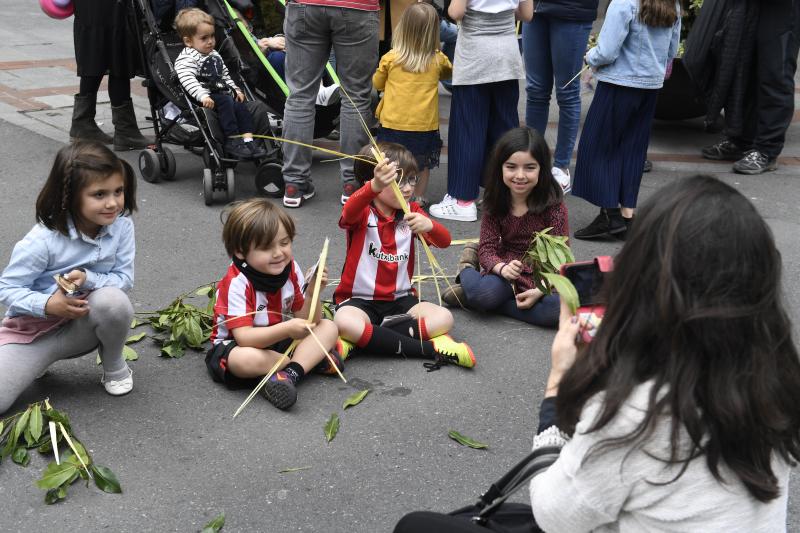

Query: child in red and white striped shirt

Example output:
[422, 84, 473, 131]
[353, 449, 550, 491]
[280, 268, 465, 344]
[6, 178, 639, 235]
[206, 199, 340, 410]
[333, 142, 475, 369]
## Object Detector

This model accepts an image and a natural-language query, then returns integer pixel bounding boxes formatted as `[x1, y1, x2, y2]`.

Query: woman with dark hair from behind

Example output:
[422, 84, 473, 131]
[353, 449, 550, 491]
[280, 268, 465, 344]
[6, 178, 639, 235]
[395, 175, 800, 531]
[531, 174, 800, 530]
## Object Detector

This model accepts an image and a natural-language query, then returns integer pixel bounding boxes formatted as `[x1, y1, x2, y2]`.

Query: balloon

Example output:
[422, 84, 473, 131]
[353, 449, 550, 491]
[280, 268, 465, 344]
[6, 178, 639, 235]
[39, 0, 74, 19]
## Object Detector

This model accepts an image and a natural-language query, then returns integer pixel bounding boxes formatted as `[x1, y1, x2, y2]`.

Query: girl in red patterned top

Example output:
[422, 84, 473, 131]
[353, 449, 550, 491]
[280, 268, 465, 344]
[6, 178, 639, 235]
[443, 127, 569, 327]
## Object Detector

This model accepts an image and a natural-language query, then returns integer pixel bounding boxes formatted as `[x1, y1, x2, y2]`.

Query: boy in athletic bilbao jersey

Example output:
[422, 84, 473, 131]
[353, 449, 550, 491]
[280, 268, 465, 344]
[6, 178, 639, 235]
[332, 142, 475, 369]
[206, 199, 342, 410]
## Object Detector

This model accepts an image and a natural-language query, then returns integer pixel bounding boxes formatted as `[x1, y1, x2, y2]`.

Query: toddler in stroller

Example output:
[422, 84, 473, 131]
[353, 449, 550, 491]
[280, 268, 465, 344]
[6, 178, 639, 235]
[174, 7, 267, 161]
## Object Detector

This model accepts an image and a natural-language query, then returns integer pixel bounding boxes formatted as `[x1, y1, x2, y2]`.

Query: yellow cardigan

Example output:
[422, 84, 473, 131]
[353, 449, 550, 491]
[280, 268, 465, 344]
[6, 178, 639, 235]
[373, 49, 453, 132]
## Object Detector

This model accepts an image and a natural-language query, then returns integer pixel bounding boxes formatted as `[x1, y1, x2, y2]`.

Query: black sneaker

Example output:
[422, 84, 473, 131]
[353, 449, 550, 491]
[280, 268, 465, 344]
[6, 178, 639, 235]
[224, 138, 253, 160]
[341, 180, 359, 205]
[262, 370, 297, 410]
[732, 150, 778, 175]
[574, 208, 626, 240]
[246, 139, 268, 159]
[642, 160, 652, 173]
[701, 139, 745, 161]
[283, 182, 316, 208]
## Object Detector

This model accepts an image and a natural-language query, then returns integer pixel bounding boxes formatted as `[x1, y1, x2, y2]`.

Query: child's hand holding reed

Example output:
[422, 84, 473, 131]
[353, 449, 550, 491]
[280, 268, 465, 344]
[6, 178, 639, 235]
[306, 266, 329, 290]
[371, 157, 398, 192]
[283, 318, 313, 340]
[404, 212, 433, 234]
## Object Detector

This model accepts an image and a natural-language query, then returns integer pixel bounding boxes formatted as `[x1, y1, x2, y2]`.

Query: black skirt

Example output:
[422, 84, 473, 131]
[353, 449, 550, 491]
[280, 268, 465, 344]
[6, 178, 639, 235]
[73, 0, 139, 78]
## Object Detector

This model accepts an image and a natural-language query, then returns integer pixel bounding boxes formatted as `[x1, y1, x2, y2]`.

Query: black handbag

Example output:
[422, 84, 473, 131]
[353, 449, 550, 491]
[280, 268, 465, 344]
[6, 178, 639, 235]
[448, 446, 562, 533]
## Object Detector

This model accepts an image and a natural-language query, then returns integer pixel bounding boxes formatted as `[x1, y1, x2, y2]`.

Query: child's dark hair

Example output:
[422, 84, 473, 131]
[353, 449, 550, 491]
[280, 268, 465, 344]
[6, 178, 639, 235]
[482, 127, 562, 217]
[556, 175, 800, 502]
[353, 142, 418, 186]
[221, 198, 296, 257]
[36, 141, 137, 236]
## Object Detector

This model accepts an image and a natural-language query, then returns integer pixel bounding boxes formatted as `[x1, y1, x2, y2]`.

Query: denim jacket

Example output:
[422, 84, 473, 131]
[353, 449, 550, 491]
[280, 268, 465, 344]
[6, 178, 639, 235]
[586, 0, 681, 89]
[0, 216, 135, 318]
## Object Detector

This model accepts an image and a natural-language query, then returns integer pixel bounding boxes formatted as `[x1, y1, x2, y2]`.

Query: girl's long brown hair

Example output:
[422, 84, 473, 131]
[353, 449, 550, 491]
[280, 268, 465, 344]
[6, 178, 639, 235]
[556, 176, 800, 502]
[639, 0, 679, 27]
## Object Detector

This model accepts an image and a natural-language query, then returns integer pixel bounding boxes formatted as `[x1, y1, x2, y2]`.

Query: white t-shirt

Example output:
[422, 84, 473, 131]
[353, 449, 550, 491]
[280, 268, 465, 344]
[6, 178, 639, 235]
[467, 0, 519, 14]
[530, 381, 792, 532]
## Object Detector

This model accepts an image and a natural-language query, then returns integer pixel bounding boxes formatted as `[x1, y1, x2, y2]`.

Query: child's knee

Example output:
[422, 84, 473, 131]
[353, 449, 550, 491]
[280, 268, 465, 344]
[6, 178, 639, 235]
[88, 288, 133, 325]
[333, 309, 366, 339]
[313, 319, 339, 345]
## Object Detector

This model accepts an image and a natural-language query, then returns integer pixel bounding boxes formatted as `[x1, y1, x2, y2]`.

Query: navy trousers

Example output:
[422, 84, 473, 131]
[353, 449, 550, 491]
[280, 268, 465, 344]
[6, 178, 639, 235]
[459, 268, 560, 328]
[446, 80, 520, 201]
[572, 81, 658, 209]
[209, 93, 254, 138]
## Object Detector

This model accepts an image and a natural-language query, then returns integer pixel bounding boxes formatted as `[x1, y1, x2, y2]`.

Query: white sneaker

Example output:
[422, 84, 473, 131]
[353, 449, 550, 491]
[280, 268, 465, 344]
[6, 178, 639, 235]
[316, 83, 340, 106]
[101, 368, 133, 396]
[429, 195, 477, 222]
[552, 167, 571, 194]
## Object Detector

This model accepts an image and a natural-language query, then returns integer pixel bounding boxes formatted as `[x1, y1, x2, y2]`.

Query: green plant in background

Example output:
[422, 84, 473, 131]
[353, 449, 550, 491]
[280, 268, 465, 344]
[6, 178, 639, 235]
[0, 400, 121, 504]
[256, 0, 284, 37]
[523, 228, 575, 295]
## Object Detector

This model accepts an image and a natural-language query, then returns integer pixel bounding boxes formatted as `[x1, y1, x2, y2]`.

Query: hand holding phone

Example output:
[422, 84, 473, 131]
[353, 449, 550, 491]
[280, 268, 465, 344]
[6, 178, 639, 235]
[559, 256, 613, 344]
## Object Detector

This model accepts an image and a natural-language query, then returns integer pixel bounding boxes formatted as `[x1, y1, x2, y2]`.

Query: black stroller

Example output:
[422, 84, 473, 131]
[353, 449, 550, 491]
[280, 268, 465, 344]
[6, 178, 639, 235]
[130, 0, 284, 205]
[213, 0, 342, 139]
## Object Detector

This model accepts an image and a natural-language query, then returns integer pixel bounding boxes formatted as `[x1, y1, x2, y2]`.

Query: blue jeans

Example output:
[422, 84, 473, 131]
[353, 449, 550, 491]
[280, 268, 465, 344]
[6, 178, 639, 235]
[282, 4, 378, 186]
[209, 93, 254, 137]
[522, 16, 592, 169]
[459, 268, 559, 328]
[440, 20, 458, 91]
[266, 50, 286, 80]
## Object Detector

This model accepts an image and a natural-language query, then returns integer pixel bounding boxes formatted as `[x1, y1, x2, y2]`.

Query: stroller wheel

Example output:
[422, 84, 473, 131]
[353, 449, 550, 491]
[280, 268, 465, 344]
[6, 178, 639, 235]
[203, 168, 213, 206]
[226, 168, 235, 202]
[138, 149, 161, 183]
[255, 163, 284, 198]
[161, 146, 176, 180]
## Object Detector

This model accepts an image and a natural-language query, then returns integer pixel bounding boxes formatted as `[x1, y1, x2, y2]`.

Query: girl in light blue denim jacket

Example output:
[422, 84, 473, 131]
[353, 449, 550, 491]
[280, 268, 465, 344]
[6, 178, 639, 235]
[571, 0, 680, 241]
[0, 142, 138, 413]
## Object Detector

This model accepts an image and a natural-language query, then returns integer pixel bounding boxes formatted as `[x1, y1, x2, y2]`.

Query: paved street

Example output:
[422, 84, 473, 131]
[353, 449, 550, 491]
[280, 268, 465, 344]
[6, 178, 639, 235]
[0, 1, 798, 531]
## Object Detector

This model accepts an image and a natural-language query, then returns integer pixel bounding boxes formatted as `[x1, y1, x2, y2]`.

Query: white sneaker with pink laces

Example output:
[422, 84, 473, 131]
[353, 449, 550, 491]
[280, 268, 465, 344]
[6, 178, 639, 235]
[552, 167, 572, 194]
[429, 195, 477, 222]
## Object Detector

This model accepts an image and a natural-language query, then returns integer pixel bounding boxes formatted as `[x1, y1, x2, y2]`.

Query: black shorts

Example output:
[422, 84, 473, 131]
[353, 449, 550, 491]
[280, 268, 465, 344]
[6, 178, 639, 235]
[205, 338, 294, 390]
[335, 294, 419, 325]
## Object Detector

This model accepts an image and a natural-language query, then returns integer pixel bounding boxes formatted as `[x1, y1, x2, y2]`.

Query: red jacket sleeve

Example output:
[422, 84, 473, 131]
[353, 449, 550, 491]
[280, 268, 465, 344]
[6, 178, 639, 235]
[340, 182, 377, 228]
[412, 202, 450, 248]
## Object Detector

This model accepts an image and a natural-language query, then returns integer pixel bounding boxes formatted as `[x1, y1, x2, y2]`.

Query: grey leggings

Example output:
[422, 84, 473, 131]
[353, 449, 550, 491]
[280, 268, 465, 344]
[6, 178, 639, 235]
[0, 287, 133, 414]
